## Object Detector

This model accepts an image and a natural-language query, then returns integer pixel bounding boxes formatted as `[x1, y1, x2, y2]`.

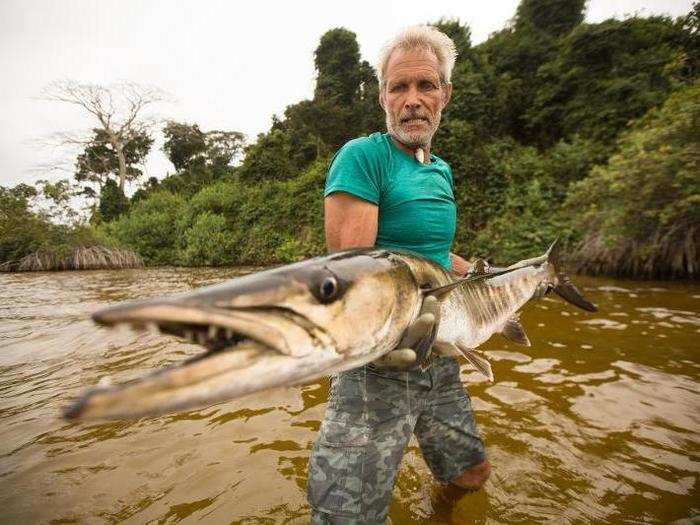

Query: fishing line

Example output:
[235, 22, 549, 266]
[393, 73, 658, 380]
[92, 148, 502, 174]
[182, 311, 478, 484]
[405, 370, 411, 416]
[362, 364, 368, 427]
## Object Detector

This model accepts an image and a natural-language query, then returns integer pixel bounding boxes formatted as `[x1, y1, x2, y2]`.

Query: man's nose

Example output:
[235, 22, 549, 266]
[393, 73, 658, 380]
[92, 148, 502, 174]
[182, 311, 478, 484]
[404, 85, 422, 109]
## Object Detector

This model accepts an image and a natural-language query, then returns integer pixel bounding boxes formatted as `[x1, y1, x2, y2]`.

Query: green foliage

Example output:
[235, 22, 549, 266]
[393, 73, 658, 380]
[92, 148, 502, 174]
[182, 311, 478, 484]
[162, 121, 207, 171]
[105, 158, 327, 267]
[180, 212, 239, 266]
[0, 183, 122, 268]
[107, 191, 186, 265]
[515, 0, 585, 37]
[444, 134, 607, 263]
[566, 81, 700, 278]
[98, 179, 129, 221]
[75, 128, 153, 188]
[208, 160, 326, 265]
[1, 184, 46, 263]
[314, 28, 362, 105]
[238, 129, 298, 182]
[239, 26, 383, 183]
[528, 16, 688, 145]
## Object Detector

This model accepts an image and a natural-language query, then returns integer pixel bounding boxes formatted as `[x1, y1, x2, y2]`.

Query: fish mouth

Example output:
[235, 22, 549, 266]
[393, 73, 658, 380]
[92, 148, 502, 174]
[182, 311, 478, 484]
[63, 301, 341, 421]
[91, 301, 329, 357]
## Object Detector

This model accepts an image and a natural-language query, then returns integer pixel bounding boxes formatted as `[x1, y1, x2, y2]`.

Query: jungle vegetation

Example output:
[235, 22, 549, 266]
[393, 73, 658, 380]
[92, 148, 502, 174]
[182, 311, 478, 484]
[2, 0, 698, 278]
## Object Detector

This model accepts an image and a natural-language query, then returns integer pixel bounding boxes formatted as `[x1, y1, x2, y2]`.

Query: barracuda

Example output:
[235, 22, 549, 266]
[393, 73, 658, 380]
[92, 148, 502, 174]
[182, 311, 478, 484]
[64, 241, 596, 420]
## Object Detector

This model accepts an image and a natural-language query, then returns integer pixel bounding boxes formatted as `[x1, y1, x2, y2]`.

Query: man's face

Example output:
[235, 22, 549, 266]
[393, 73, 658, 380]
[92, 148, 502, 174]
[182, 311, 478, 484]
[380, 48, 452, 149]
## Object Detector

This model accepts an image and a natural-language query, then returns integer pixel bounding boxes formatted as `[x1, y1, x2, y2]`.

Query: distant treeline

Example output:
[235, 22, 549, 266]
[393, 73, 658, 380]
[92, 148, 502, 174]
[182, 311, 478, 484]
[1, 0, 698, 278]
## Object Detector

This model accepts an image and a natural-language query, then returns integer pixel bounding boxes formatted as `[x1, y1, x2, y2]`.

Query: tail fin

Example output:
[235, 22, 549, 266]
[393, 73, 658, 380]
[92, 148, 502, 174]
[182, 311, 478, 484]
[546, 238, 598, 312]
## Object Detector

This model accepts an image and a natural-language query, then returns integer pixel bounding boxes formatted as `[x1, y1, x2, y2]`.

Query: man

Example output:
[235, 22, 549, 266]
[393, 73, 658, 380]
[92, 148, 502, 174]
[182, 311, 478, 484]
[307, 26, 491, 523]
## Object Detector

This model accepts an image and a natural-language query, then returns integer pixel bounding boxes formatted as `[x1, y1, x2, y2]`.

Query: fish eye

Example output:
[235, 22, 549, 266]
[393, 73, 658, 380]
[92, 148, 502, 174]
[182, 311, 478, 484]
[318, 276, 338, 303]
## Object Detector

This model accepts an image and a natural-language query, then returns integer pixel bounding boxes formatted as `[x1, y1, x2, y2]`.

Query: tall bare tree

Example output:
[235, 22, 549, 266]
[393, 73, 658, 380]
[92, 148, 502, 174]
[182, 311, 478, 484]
[40, 80, 170, 191]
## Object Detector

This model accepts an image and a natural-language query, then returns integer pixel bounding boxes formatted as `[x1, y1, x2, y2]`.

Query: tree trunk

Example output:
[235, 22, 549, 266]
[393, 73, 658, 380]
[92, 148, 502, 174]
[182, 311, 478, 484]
[113, 138, 128, 192]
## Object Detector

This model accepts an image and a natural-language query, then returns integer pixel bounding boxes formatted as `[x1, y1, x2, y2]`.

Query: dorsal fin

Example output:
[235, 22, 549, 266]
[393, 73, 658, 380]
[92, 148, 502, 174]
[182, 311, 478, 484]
[422, 278, 468, 299]
[500, 315, 531, 346]
[422, 263, 523, 301]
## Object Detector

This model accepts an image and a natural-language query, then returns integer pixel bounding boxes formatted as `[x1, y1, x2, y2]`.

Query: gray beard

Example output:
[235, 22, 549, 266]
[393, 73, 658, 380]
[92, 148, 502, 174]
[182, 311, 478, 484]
[385, 112, 440, 150]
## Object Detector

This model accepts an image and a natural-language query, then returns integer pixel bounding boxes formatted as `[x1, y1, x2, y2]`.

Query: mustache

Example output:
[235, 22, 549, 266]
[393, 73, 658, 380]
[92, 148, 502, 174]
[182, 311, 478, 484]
[399, 111, 430, 123]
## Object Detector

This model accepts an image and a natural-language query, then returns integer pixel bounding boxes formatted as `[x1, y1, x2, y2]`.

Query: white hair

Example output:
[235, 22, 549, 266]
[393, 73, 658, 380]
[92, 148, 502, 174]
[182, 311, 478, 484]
[377, 25, 457, 87]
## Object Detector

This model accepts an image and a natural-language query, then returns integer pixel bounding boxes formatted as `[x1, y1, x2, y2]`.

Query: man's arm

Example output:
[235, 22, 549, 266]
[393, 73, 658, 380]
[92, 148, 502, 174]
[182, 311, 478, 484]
[325, 191, 434, 369]
[324, 192, 378, 251]
[449, 252, 472, 277]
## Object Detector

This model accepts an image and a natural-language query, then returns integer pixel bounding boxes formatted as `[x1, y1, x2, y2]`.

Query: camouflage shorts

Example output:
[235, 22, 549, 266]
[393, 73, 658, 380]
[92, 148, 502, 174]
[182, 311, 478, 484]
[307, 356, 486, 524]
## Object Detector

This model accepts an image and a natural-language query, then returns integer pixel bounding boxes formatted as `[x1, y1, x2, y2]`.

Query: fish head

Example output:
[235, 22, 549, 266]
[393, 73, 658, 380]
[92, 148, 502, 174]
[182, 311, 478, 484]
[66, 249, 420, 420]
[92, 248, 418, 358]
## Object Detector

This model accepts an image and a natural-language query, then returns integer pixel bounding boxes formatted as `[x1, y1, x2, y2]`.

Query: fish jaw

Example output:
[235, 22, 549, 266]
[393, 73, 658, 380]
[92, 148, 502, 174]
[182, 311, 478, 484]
[66, 249, 421, 420]
[64, 340, 363, 420]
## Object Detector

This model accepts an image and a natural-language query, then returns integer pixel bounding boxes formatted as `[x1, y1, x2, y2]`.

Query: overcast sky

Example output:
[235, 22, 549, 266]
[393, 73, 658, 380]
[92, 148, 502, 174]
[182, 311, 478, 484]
[0, 0, 693, 190]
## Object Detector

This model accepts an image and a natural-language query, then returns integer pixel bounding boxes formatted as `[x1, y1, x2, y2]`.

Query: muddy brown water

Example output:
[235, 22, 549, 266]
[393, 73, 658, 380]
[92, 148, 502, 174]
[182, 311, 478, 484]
[0, 268, 698, 524]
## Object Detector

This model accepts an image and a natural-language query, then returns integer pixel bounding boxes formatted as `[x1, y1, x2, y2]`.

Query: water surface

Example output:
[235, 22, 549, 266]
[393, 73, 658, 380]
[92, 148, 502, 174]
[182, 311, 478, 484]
[0, 268, 698, 523]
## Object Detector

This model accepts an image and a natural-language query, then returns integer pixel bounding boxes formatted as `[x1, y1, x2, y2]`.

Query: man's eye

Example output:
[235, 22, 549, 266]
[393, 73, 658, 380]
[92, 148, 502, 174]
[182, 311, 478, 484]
[389, 84, 406, 93]
[420, 81, 437, 91]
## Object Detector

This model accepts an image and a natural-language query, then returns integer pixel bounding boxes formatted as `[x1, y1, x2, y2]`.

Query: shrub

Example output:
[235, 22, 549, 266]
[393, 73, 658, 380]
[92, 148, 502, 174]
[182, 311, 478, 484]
[107, 191, 186, 265]
[180, 212, 239, 266]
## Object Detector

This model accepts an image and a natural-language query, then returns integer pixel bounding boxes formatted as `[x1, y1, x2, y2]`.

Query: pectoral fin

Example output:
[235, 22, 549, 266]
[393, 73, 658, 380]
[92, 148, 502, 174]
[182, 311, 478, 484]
[446, 342, 495, 382]
[500, 315, 531, 346]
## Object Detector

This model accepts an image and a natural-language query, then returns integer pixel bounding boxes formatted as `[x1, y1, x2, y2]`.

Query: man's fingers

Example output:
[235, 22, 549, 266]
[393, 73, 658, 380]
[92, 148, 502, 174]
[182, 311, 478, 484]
[374, 348, 417, 368]
[422, 295, 441, 319]
[372, 295, 442, 369]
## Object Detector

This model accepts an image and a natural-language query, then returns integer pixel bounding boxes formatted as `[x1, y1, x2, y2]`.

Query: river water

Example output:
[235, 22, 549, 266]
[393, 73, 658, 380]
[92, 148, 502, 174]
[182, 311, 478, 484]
[0, 268, 698, 524]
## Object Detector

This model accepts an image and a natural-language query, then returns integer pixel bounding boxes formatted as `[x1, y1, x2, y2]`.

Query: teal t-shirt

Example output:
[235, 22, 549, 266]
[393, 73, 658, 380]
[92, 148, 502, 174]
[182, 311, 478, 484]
[324, 132, 456, 269]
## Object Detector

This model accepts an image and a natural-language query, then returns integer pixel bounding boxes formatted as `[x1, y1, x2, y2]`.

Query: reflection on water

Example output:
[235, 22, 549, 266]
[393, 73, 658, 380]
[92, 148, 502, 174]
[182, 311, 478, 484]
[0, 269, 698, 523]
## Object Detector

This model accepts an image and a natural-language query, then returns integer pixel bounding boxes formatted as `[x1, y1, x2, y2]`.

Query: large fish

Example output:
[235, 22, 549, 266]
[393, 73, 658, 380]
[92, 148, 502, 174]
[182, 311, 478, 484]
[64, 241, 596, 420]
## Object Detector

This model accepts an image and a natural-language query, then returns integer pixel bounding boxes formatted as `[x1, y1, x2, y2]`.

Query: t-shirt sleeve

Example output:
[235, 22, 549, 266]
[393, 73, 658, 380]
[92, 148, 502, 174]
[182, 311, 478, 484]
[446, 164, 455, 194]
[324, 138, 383, 205]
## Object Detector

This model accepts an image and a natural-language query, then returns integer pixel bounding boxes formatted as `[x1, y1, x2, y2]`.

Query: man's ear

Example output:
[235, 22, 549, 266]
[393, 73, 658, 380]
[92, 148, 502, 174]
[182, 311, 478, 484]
[442, 82, 453, 108]
[378, 87, 386, 110]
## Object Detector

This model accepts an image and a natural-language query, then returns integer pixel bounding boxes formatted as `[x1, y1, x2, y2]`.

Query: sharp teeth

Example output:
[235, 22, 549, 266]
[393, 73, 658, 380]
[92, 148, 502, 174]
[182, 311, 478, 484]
[97, 376, 112, 388]
[183, 330, 195, 342]
[225, 329, 234, 339]
[197, 331, 207, 345]
[146, 322, 160, 335]
[208, 325, 219, 339]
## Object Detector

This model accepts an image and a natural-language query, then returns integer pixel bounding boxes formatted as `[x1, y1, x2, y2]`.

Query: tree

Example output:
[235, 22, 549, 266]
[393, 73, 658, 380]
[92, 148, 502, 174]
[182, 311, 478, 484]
[204, 130, 245, 170]
[162, 121, 245, 172]
[565, 81, 700, 278]
[0, 184, 45, 264]
[526, 16, 690, 145]
[98, 178, 129, 222]
[40, 80, 169, 191]
[162, 121, 207, 171]
[35, 178, 79, 224]
[314, 28, 363, 105]
[515, 0, 585, 37]
[75, 127, 154, 191]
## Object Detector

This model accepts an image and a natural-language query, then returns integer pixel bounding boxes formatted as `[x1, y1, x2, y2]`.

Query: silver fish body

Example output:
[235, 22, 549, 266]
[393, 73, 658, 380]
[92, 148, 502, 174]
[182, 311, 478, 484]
[64, 243, 596, 420]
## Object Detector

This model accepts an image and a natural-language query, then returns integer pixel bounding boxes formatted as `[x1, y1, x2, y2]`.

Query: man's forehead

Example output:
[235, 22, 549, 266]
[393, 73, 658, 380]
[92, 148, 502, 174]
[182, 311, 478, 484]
[384, 48, 441, 80]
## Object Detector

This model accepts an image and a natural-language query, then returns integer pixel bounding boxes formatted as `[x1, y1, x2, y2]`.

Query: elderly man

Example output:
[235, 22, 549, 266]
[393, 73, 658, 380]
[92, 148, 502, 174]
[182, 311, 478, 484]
[307, 26, 491, 523]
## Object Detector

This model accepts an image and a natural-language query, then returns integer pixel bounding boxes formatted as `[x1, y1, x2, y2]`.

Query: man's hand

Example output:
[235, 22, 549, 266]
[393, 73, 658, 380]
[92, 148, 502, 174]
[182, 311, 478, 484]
[449, 252, 472, 277]
[373, 295, 441, 369]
